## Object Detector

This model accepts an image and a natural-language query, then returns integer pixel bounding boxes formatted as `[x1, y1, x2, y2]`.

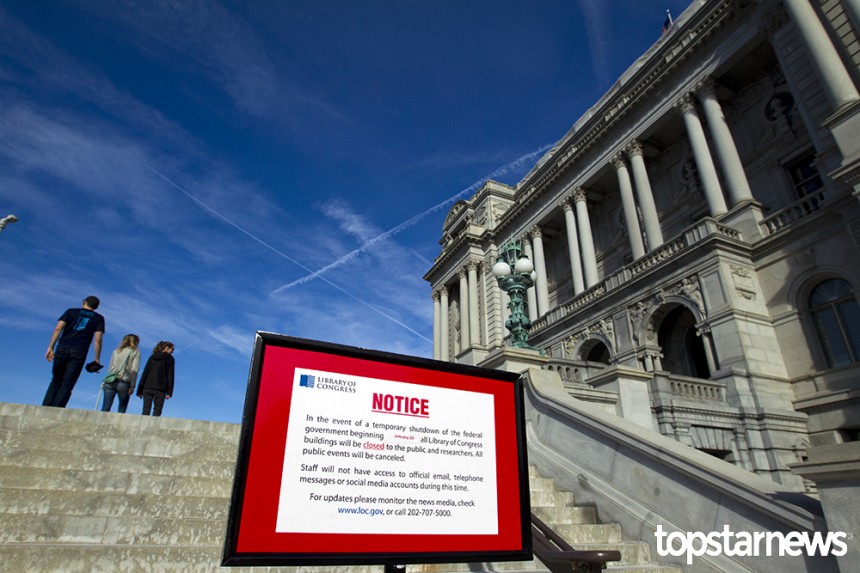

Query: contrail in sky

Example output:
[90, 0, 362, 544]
[270, 143, 555, 294]
[144, 164, 431, 343]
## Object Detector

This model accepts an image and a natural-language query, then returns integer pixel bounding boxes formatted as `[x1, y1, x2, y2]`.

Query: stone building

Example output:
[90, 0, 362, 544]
[424, 0, 860, 491]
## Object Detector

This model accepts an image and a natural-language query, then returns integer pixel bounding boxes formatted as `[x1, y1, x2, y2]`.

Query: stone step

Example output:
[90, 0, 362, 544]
[0, 545, 499, 573]
[0, 513, 226, 545]
[0, 487, 229, 521]
[0, 465, 232, 498]
[0, 447, 234, 480]
[551, 523, 622, 544]
[526, 477, 557, 493]
[0, 403, 663, 573]
[0, 426, 239, 462]
[0, 403, 238, 436]
[532, 505, 597, 524]
[527, 490, 574, 508]
[605, 567, 683, 573]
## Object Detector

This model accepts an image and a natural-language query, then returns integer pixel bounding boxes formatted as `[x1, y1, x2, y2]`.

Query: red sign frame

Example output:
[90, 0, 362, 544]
[222, 332, 532, 567]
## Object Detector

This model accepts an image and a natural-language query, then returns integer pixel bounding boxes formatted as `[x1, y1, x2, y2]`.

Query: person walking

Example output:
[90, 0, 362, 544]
[43, 295, 105, 408]
[101, 334, 141, 414]
[136, 341, 175, 417]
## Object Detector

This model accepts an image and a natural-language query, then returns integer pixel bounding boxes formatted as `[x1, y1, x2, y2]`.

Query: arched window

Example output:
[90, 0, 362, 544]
[809, 279, 860, 368]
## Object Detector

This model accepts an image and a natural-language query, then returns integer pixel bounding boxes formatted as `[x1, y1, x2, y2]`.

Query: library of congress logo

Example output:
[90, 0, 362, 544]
[655, 525, 850, 564]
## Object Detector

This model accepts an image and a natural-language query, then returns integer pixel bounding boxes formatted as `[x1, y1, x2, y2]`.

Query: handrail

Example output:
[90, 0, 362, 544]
[531, 512, 621, 573]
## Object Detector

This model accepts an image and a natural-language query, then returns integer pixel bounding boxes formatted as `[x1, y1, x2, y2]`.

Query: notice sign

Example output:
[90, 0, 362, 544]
[278, 368, 498, 535]
[222, 333, 531, 568]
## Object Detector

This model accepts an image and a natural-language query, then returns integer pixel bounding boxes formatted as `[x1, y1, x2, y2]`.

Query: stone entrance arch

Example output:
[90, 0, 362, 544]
[656, 304, 711, 378]
[580, 339, 612, 364]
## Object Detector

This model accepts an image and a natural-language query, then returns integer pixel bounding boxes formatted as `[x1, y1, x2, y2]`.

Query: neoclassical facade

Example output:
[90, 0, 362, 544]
[425, 0, 860, 489]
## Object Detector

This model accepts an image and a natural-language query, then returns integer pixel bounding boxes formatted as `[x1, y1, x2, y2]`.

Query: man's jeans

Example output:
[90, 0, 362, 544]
[43, 348, 86, 407]
[101, 380, 131, 413]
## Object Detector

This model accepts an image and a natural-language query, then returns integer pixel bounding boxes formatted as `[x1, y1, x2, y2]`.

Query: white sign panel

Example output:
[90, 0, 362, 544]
[276, 368, 497, 535]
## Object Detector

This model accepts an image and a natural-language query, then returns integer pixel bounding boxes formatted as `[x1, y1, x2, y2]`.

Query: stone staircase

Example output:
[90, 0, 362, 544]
[0, 403, 680, 572]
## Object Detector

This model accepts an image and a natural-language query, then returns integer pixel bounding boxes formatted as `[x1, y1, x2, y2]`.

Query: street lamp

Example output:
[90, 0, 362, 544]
[492, 238, 540, 350]
[0, 214, 18, 234]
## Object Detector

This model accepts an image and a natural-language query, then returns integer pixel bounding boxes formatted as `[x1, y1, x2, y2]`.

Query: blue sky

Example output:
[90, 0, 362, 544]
[0, 0, 692, 424]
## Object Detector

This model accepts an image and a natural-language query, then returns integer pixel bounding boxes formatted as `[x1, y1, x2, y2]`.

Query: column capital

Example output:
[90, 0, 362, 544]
[466, 257, 482, 271]
[759, 4, 789, 38]
[675, 93, 696, 114]
[695, 77, 718, 99]
[573, 187, 588, 204]
[529, 225, 544, 240]
[696, 325, 712, 337]
[610, 152, 628, 170]
[560, 197, 575, 212]
[432, 290, 441, 302]
[458, 266, 468, 279]
[626, 139, 644, 158]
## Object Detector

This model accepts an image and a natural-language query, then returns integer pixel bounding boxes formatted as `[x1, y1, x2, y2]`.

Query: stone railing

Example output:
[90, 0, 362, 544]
[760, 188, 827, 235]
[626, 237, 687, 279]
[544, 358, 607, 385]
[530, 217, 740, 335]
[651, 372, 727, 403]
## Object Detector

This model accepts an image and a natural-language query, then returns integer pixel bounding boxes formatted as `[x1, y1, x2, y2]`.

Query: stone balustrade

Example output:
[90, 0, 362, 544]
[760, 188, 827, 235]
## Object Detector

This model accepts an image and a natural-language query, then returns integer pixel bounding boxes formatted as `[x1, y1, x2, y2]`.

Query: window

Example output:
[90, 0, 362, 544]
[787, 152, 824, 198]
[809, 279, 860, 368]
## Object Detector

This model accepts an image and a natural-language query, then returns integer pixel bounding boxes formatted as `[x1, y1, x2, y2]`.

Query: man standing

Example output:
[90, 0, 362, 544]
[43, 296, 105, 408]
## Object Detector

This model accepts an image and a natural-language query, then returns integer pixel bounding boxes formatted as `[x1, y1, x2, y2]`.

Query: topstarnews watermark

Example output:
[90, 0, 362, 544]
[655, 525, 852, 565]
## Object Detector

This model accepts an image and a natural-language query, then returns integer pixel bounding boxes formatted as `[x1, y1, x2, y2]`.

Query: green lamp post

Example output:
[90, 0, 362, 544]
[492, 238, 540, 350]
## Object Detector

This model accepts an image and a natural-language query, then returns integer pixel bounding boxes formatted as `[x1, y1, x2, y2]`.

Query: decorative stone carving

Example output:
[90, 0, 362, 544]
[610, 153, 627, 170]
[793, 249, 815, 270]
[473, 204, 488, 226]
[675, 93, 696, 114]
[626, 139, 644, 158]
[729, 264, 757, 300]
[443, 202, 466, 231]
[596, 318, 613, 346]
[680, 276, 706, 316]
[564, 330, 585, 358]
[675, 156, 702, 201]
[629, 301, 648, 328]
[759, 4, 789, 37]
[491, 202, 509, 223]
[755, 91, 797, 151]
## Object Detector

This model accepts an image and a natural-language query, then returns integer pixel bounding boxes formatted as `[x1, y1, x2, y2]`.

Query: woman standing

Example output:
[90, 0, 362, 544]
[101, 334, 141, 413]
[136, 341, 175, 417]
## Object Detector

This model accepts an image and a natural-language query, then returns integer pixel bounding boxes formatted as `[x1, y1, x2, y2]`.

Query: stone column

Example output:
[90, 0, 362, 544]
[677, 94, 728, 216]
[611, 155, 646, 259]
[697, 326, 718, 375]
[467, 260, 480, 347]
[627, 141, 664, 249]
[844, 0, 860, 41]
[573, 188, 599, 288]
[697, 80, 754, 206]
[523, 240, 538, 321]
[458, 267, 470, 350]
[783, 0, 860, 111]
[530, 227, 550, 316]
[433, 290, 441, 360]
[440, 286, 449, 361]
[561, 199, 586, 294]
